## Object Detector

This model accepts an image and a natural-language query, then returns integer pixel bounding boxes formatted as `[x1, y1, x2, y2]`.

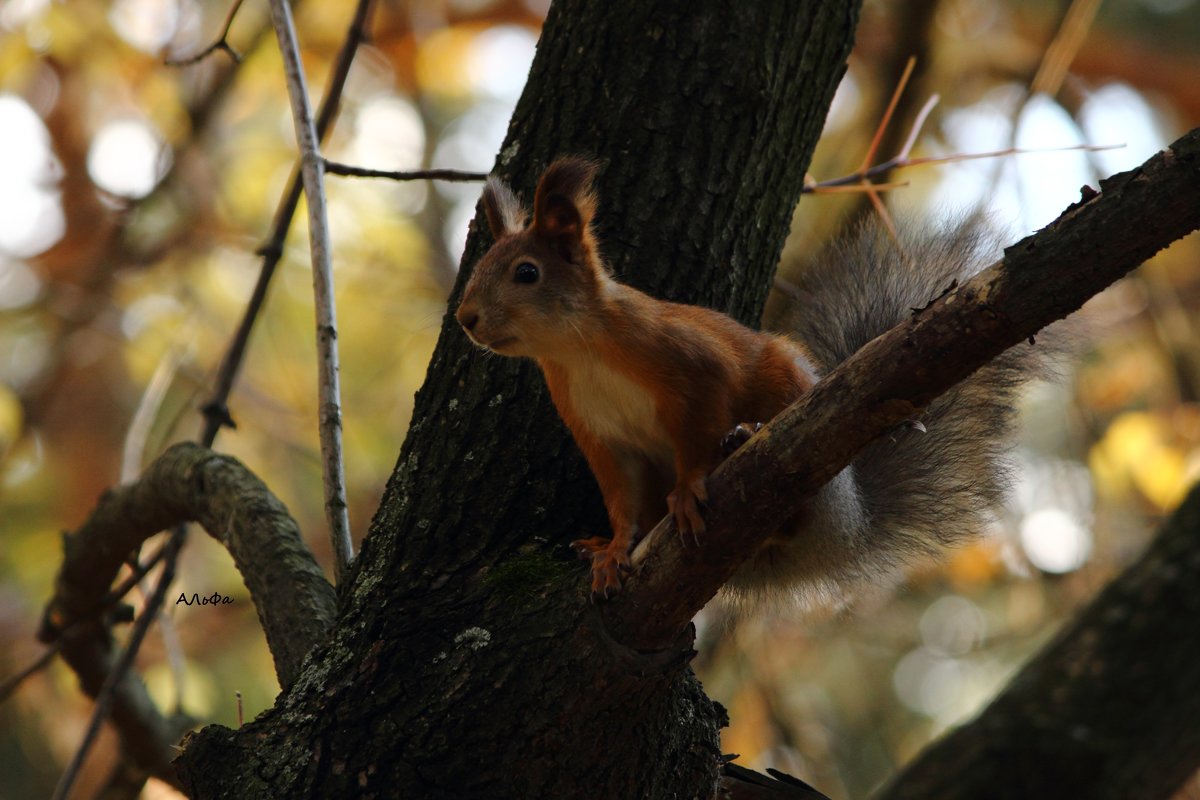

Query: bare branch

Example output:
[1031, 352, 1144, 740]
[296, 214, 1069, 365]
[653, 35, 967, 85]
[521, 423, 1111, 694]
[38, 2, 374, 787]
[857, 55, 917, 176]
[897, 93, 938, 160]
[805, 142, 1120, 193]
[613, 126, 1200, 651]
[1, 541, 170, 705]
[323, 160, 489, 182]
[165, 0, 247, 66]
[50, 530, 185, 800]
[268, 0, 353, 583]
[1030, 0, 1103, 96]
[0, 639, 61, 705]
[200, 0, 374, 448]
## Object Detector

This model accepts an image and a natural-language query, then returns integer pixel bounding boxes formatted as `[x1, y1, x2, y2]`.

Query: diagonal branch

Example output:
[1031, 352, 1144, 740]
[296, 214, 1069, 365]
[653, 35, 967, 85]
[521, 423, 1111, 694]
[200, 0, 373, 449]
[267, 0, 353, 582]
[50, 530, 186, 800]
[612, 126, 1200, 651]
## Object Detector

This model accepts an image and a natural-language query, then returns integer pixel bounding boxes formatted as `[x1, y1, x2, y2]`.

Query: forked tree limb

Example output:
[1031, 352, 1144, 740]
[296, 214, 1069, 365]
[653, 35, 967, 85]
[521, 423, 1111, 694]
[613, 126, 1200, 651]
[40, 442, 335, 693]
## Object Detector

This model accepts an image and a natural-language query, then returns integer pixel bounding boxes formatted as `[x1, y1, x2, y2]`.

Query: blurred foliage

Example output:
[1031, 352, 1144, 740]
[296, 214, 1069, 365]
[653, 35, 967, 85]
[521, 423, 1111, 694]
[0, 0, 1197, 798]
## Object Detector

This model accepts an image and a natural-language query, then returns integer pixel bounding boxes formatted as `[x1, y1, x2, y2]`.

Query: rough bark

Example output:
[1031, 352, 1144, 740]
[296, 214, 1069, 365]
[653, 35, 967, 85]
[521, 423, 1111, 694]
[875, 480, 1200, 800]
[175, 1, 860, 798]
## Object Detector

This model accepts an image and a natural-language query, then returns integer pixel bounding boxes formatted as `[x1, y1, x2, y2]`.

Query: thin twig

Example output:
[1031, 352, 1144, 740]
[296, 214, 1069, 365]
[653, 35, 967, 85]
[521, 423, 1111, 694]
[898, 93, 939, 161]
[199, 0, 373, 449]
[807, 180, 909, 194]
[165, 0, 247, 66]
[1, 541, 172, 705]
[323, 160, 489, 182]
[858, 55, 917, 175]
[269, 0, 353, 582]
[1030, 0, 1103, 96]
[101, 539, 174, 611]
[0, 640, 62, 705]
[50, 528, 185, 800]
[854, 56, 917, 234]
[122, 318, 196, 481]
[805, 143, 1120, 192]
[120, 321, 198, 714]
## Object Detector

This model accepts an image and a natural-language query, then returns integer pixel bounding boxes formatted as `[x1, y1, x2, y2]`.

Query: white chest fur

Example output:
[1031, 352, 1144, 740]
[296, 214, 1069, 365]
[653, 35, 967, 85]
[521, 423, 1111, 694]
[566, 360, 672, 460]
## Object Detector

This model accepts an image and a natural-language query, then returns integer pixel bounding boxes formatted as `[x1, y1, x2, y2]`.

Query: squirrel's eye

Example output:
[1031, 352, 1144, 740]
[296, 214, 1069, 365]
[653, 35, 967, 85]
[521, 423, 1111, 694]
[514, 262, 539, 284]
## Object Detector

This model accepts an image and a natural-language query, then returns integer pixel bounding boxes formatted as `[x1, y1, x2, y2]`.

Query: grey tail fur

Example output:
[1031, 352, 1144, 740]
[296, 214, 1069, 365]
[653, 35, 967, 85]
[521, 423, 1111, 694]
[725, 215, 1056, 607]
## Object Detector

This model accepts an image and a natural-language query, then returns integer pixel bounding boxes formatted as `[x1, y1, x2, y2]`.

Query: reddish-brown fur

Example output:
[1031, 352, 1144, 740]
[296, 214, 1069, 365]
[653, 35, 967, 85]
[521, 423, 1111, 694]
[457, 158, 816, 597]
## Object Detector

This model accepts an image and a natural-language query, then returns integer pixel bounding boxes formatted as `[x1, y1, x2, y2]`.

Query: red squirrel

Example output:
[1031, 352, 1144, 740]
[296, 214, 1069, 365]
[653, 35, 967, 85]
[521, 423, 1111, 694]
[456, 157, 1046, 603]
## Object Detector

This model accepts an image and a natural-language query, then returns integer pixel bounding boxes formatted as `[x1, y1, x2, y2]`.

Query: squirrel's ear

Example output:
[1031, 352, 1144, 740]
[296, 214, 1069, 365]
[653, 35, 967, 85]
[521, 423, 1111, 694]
[532, 157, 599, 263]
[482, 177, 526, 239]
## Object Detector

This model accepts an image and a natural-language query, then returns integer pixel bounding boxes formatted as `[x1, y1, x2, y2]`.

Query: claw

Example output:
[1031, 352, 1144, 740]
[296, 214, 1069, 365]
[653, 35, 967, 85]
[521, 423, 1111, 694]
[720, 422, 764, 456]
[669, 474, 708, 546]
[888, 418, 927, 443]
[571, 535, 632, 600]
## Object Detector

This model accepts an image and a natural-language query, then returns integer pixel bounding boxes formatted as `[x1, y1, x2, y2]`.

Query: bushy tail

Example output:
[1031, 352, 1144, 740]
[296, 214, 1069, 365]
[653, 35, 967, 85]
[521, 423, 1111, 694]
[727, 215, 1055, 607]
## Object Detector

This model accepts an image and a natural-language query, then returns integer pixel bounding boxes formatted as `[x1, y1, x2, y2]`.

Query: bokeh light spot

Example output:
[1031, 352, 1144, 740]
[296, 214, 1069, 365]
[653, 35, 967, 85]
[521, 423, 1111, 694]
[0, 94, 63, 257]
[87, 118, 171, 199]
[1020, 508, 1092, 574]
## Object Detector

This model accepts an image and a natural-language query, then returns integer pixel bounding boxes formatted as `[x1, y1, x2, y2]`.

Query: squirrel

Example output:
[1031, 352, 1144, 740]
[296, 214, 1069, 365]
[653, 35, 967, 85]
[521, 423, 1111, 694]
[455, 156, 1049, 604]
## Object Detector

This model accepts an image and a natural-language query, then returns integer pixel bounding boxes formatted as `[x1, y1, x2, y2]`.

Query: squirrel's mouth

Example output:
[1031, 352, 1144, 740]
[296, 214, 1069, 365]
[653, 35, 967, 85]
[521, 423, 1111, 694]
[487, 336, 518, 351]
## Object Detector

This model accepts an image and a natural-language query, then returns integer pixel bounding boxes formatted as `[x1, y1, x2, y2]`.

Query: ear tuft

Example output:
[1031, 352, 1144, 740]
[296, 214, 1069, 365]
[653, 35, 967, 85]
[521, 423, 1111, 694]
[532, 157, 600, 260]
[482, 177, 527, 238]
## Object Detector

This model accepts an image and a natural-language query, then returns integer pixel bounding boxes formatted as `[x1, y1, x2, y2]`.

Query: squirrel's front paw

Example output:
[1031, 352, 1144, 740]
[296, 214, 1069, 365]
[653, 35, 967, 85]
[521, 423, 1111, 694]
[571, 536, 633, 600]
[720, 422, 764, 456]
[668, 475, 708, 545]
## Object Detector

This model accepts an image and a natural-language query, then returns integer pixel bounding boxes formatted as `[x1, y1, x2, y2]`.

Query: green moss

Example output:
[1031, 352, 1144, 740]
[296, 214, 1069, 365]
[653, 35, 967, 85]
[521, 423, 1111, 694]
[484, 552, 573, 600]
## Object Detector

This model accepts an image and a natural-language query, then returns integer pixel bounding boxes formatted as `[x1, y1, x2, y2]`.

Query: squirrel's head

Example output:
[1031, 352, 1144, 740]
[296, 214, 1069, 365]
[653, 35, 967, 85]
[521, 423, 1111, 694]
[456, 157, 605, 359]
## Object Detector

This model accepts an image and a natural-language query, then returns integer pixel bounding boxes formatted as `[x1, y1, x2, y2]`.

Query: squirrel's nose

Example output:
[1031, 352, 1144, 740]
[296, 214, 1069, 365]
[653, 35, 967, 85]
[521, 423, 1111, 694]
[457, 306, 479, 332]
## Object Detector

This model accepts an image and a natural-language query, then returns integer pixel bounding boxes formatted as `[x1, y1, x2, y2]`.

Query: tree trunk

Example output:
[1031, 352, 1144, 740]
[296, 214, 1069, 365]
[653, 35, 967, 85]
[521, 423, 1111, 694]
[876, 482, 1200, 800]
[175, 2, 861, 797]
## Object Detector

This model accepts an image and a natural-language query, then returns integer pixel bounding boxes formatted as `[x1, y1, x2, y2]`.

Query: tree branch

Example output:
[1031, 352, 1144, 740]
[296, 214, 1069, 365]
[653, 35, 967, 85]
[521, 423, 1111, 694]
[199, 0, 373, 449]
[34, 2, 372, 788]
[612, 126, 1200, 651]
[721, 760, 830, 799]
[323, 159, 488, 182]
[50, 530, 185, 800]
[267, 0, 353, 582]
[1, 539, 171, 704]
[164, 0, 247, 66]
[39, 443, 336, 691]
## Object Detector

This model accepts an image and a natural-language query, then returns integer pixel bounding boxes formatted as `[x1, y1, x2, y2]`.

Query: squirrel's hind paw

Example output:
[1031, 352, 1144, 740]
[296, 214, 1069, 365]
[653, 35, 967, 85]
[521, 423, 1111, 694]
[668, 476, 709, 546]
[571, 536, 633, 601]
